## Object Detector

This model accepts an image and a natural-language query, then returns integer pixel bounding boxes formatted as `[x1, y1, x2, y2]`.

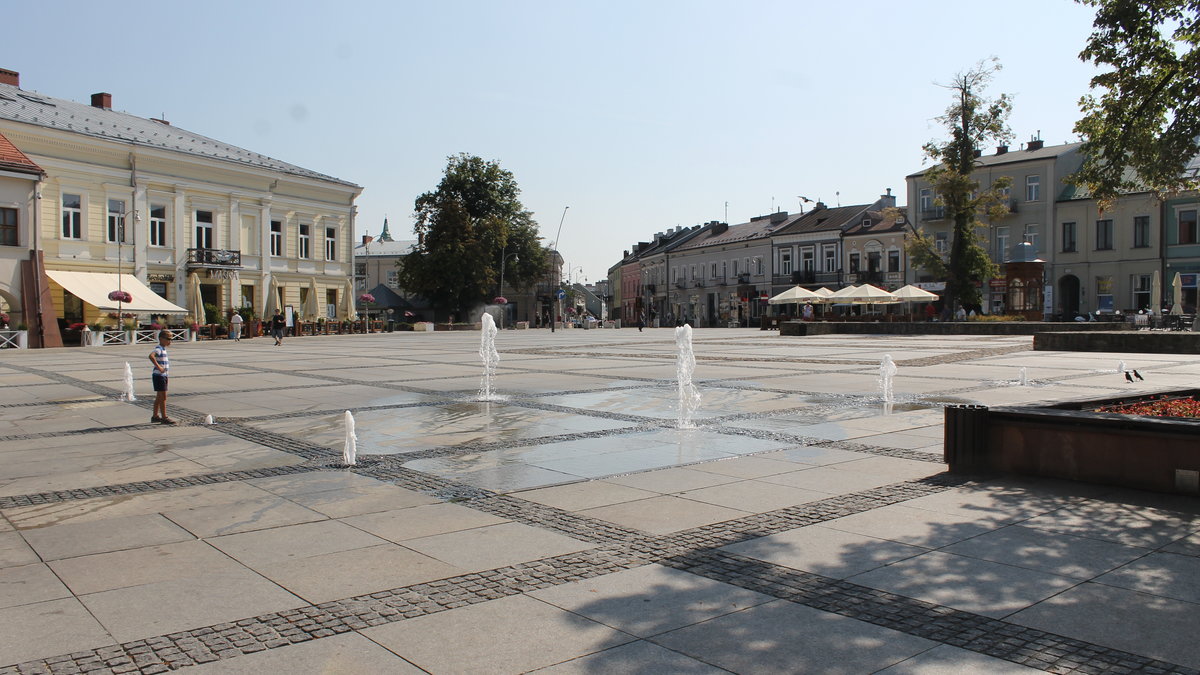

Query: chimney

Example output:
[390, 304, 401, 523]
[150, 117, 171, 126]
[0, 69, 17, 87]
[879, 188, 896, 208]
[361, 234, 374, 246]
[973, 149, 983, 158]
[996, 144, 1008, 155]
[1027, 131, 1044, 151]
[91, 92, 112, 110]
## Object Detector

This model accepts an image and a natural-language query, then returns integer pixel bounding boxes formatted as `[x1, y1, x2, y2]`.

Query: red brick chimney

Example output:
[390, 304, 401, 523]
[91, 92, 112, 109]
[0, 69, 18, 87]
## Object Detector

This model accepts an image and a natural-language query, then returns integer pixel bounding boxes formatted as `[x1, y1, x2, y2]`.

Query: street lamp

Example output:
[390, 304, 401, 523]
[498, 250, 519, 328]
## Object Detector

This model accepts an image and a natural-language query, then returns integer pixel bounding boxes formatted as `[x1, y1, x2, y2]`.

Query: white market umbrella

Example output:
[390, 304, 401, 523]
[891, 284, 940, 302]
[342, 279, 358, 321]
[829, 285, 862, 300]
[304, 278, 320, 320]
[768, 285, 822, 305]
[187, 273, 204, 323]
[1150, 269, 1162, 311]
[832, 284, 898, 303]
[1172, 272, 1184, 315]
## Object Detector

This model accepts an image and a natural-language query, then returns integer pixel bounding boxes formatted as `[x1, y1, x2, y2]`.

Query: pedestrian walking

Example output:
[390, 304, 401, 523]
[229, 310, 243, 341]
[148, 332, 175, 424]
[271, 310, 286, 346]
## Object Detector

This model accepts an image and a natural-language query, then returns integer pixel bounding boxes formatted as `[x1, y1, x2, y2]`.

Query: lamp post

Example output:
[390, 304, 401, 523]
[551, 207, 568, 332]
[498, 250, 518, 328]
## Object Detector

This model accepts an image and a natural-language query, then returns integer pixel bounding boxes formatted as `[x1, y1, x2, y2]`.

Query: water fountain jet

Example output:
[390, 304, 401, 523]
[122, 362, 137, 401]
[675, 324, 701, 428]
[343, 410, 358, 466]
[879, 354, 897, 403]
[478, 313, 500, 401]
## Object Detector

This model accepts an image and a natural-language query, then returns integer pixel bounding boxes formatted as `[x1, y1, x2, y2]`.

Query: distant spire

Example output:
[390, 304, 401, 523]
[379, 217, 393, 242]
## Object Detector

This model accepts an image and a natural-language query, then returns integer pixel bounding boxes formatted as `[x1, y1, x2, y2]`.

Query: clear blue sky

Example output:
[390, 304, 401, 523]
[8, 0, 1101, 284]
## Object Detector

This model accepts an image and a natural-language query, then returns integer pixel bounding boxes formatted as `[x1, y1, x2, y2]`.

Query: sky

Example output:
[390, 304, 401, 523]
[7, 0, 1103, 285]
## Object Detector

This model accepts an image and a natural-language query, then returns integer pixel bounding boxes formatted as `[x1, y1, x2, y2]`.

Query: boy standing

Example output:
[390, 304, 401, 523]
[149, 332, 176, 424]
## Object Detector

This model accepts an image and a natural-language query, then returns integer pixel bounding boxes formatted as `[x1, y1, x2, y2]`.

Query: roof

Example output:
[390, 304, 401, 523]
[773, 203, 872, 236]
[907, 142, 1082, 178]
[0, 129, 42, 175]
[354, 239, 417, 257]
[0, 83, 358, 188]
[842, 209, 908, 237]
[674, 215, 791, 252]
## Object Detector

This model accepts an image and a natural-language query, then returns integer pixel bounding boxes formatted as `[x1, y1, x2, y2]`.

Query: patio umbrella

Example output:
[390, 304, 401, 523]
[768, 285, 822, 305]
[1150, 270, 1161, 312]
[892, 284, 939, 320]
[1172, 272, 1184, 315]
[187, 273, 204, 323]
[342, 278, 357, 321]
[829, 285, 862, 300]
[812, 287, 836, 301]
[304, 278, 320, 320]
[263, 277, 278, 318]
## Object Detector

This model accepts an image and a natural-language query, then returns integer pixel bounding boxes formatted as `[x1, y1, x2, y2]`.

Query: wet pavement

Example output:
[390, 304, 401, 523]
[1, 327, 1199, 674]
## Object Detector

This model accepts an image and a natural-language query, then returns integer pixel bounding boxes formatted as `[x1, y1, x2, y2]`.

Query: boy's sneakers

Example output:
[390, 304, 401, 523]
[151, 415, 161, 423]
[157, 417, 177, 425]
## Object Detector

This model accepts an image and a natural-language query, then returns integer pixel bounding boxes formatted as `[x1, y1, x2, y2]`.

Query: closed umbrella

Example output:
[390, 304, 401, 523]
[342, 279, 357, 321]
[304, 278, 320, 320]
[1172, 272, 1184, 316]
[187, 273, 204, 323]
[263, 277, 278, 318]
[1150, 269, 1162, 312]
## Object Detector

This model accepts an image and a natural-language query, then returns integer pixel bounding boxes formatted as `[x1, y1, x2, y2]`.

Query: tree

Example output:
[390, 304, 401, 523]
[907, 59, 1013, 312]
[398, 154, 549, 317]
[1073, 0, 1200, 204]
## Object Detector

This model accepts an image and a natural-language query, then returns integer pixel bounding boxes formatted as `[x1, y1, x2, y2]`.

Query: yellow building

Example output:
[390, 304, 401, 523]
[0, 69, 361, 345]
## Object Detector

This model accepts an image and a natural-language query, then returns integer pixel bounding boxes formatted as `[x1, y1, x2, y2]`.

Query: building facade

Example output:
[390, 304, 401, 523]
[0, 128, 43, 333]
[0, 69, 361, 342]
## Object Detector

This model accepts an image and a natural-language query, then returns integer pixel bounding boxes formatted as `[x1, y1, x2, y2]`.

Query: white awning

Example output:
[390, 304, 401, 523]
[46, 270, 188, 313]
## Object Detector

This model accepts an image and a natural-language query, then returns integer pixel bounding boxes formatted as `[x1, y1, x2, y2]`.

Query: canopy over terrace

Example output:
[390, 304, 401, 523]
[46, 270, 187, 313]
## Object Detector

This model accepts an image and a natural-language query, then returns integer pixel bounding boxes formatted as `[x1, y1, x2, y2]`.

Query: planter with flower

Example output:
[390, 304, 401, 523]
[946, 389, 1200, 495]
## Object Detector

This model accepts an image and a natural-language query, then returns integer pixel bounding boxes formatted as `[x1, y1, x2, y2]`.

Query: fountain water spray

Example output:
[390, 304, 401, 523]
[675, 324, 701, 428]
[879, 355, 897, 403]
[1116, 360, 1127, 374]
[478, 313, 500, 401]
[204, 414, 214, 425]
[1018, 367, 1030, 386]
[343, 410, 357, 466]
[122, 362, 137, 401]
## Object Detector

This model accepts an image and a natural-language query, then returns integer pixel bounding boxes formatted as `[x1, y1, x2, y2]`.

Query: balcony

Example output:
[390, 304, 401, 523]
[791, 271, 815, 284]
[920, 207, 946, 221]
[737, 273, 751, 284]
[187, 248, 241, 269]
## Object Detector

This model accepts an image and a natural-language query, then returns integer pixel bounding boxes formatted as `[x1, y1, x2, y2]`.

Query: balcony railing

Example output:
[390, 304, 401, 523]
[187, 248, 242, 268]
[920, 207, 946, 221]
[791, 271, 816, 284]
[737, 273, 751, 284]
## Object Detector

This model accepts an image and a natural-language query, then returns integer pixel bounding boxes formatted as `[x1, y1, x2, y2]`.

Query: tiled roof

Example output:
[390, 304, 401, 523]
[773, 204, 871, 235]
[0, 84, 358, 187]
[674, 216, 792, 252]
[842, 209, 908, 237]
[0, 129, 42, 175]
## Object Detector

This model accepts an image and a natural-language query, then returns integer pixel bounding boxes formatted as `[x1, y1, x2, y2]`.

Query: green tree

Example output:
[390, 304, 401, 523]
[398, 154, 549, 317]
[908, 59, 1013, 312]
[1072, 0, 1200, 205]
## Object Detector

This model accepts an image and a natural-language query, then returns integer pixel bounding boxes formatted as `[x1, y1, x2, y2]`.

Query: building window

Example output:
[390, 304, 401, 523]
[386, 270, 399, 288]
[867, 251, 881, 273]
[709, 262, 717, 279]
[780, 250, 793, 275]
[1178, 209, 1197, 245]
[324, 227, 336, 261]
[1095, 219, 1114, 250]
[823, 246, 837, 272]
[107, 199, 126, 243]
[195, 210, 214, 249]
[1133, 274, 1151, 310]
[887, 249, 900, 273]
[1024, 224, 1039, 253]
[1061, 222, 1076, 252]
[801, 248, 814, 272]
[149, 282, 167, 298]
[919, 188, 933, 211]
[996, 226, 1009, 258]
[0, 207, 16, 246]
[62, 193, 82, 239]
[1133, 215, 1150, 248]
[270, 220, 283, 256]
[848, 252, 860, 274]
[1096, 276, 1113, 312]
[299, 224, 311, 259]
[754, 256, 763, 275]
[730, 259, 738, 277]
[934, 232, 948, 254]
[1025, 175, 1040, 202]
[148, 205, 167, 247]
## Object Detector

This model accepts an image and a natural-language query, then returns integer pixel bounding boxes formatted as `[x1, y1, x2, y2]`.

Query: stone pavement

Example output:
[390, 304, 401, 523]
[0, 328, 1198, 674]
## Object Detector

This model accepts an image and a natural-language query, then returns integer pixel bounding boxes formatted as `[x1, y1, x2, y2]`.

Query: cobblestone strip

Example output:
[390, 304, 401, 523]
[0, 547, 644, 675]
[0, 464, 317, 509]
[666, 550, 1197, 675]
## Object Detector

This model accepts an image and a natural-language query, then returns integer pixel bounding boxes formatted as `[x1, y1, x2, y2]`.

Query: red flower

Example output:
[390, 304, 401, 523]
[493, 296, 508, 305]
[108, 290, 133, 303]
